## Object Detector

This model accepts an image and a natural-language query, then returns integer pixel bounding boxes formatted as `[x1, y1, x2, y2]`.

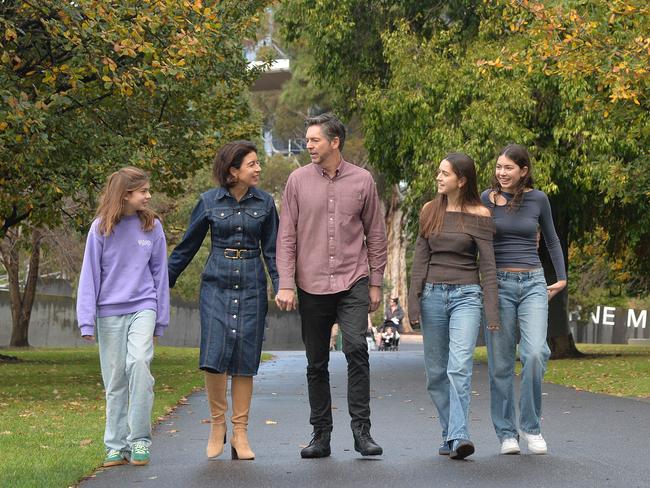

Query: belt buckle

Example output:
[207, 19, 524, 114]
[224, 248, 241, 259]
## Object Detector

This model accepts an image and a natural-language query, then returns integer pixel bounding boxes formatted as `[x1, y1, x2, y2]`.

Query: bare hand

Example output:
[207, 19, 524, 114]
[82, 335, 95, 342]
[547, 280, 567, 301]
[368, 286, 381, 313]
[275, 288, 297, 311]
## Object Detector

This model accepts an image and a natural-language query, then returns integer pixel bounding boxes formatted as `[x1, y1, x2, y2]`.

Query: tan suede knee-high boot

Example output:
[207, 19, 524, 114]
[230, 375, 255, 460]
[204, 372, 228, 458]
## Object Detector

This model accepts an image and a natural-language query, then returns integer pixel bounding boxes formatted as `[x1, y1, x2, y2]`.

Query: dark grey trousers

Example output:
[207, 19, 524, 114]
[297, 277, 371, 432]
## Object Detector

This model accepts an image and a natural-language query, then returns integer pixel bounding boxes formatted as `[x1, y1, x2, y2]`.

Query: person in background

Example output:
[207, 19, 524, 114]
[385, 297, 405, 333]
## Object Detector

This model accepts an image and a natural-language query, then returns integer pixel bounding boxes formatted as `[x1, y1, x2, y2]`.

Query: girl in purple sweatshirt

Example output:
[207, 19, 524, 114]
[76, 166, 170, 467]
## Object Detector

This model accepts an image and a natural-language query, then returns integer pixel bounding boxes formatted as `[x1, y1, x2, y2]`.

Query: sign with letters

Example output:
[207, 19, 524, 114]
[571, 306, 649, 343]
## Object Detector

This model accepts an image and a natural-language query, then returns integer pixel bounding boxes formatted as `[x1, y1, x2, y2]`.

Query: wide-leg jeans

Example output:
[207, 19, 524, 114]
[485, 268, 550, 441]
[420, 283, 482, 442]
[96, 309, 156, 452]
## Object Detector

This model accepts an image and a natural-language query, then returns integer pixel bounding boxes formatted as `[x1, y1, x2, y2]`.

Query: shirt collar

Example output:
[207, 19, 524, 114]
[314, 157, 347, 179]
[215, 186, 264, 202]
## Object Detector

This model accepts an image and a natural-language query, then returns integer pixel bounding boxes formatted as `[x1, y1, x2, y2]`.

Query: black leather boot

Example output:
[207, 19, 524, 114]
[300, 430, 331, 458]
[353, 424, 383, 456]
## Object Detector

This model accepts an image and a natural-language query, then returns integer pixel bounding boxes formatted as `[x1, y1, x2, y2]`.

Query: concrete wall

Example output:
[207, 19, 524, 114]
[0, 291, 303, 350]
[2, 291, 646, 348]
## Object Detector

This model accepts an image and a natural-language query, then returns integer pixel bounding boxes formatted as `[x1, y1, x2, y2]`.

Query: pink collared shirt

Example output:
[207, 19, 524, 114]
[276, 159, 387, 294]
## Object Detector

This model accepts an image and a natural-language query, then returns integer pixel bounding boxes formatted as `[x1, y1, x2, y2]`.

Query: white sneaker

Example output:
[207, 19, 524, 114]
[500, 437, 520, 455]
[520, 431, 548, 454]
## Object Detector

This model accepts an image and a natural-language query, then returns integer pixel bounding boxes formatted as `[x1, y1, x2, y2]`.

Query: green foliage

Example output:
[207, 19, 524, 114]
[0, 0, 268, 236]
[277, 0, 649, 279]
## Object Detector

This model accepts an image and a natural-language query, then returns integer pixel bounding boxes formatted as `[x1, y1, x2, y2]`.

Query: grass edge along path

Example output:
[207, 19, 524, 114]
[474, 343, 650, 399]
[0, 347, 271, 488]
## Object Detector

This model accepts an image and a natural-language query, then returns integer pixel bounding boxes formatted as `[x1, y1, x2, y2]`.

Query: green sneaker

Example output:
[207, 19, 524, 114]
[130, 442, 150, 465]
[103, 449, 127, 467]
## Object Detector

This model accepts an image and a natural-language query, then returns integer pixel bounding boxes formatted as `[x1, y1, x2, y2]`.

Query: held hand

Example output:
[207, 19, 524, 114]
[547, 280, 567, 301]
[368, 286, 381, 313]
[82, 335, 95, 343]
[275, 288, 297, 311]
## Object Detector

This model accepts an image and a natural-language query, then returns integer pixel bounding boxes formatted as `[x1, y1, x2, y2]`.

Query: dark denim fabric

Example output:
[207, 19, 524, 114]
[168, 187, 279, 375]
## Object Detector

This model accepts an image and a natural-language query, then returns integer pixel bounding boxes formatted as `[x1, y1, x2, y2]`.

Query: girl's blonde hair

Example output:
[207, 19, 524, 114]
[96, 166, 158, 236]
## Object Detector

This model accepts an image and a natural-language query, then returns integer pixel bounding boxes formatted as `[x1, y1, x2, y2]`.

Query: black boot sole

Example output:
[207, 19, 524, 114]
[300, 448, 331, 459]
[354, 443, 383, 456]
[450, 441, 474, 460]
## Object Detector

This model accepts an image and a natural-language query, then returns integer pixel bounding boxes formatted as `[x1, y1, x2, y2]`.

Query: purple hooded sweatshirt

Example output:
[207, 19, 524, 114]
[76, 214, 170, 337]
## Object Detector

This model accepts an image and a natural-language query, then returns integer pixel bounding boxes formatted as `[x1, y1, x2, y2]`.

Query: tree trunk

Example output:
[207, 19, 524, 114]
[0, 227, 43, 348]
[384, 185, 411, 332]
[541, 196, 582, 359]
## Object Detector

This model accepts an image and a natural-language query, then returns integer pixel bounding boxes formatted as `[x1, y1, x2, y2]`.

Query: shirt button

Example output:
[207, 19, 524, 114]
[237, 211, 241, 215]
[234, 299, 238, 303]
[233, 314, 237, 319]
[232, 329, 236, 333]
[330, 256, 333, 259]
[329, 217, 333, 221]
[253, 211, 258, 216]
[236, 226, 242, 231]
[234, 285, 239, 289]
[220, 212, 225, 217]
[235, 269, 240, 273]
[236, 241, 241, 245]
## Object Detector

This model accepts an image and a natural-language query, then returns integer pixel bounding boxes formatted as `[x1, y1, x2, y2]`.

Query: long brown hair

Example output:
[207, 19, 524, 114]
[96, 166, 158, 236]
[491, 143, 534, 212]
[419, 153, 482, 237]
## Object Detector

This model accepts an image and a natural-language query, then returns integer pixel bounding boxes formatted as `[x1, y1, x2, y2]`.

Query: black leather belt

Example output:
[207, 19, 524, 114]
[219, 248, 261, 259]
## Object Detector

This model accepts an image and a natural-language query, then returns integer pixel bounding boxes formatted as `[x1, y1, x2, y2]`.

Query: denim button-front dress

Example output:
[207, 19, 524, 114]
[168, 187, 279, 376]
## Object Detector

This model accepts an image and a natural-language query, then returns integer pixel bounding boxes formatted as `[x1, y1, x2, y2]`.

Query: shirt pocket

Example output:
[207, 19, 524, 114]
[339, 192, 364, 216]
[211, 208, 234, 220]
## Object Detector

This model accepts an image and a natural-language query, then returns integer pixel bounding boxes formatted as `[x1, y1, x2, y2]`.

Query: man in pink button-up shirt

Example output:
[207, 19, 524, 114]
[276, 113, 387, 459]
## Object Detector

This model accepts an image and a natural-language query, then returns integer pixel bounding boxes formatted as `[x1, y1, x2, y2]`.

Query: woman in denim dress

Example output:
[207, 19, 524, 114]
[168, 141, 279, 461]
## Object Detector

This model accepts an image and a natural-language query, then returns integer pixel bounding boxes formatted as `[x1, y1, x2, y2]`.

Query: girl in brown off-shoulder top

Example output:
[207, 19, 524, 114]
[408, 153, 500, 460]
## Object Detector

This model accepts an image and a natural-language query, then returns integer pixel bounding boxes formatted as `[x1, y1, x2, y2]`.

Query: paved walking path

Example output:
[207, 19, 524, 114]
[82, 337, 650, 487]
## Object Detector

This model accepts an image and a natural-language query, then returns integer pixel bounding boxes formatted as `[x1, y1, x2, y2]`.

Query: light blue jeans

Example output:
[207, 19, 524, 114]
[96, 309, 156, 452]
[485, 269, 550, 441]
[420, 283, 482, 442]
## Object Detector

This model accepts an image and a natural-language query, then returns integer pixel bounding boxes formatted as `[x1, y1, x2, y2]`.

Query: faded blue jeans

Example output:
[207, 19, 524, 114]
[420, 283, 482, 443]
[485, 269, 550, 441]
[96, 309, 156, 452]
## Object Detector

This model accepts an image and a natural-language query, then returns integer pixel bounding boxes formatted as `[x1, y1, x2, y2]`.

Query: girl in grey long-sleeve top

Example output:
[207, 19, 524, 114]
[481, 143, 567, 456]
[408, 153, 499, 461]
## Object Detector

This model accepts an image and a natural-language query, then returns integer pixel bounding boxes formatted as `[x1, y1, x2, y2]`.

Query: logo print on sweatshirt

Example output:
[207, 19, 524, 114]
[138, 239, 152, 247]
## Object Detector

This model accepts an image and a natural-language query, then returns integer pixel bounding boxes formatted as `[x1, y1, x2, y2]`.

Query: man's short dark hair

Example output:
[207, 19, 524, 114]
[305, 113, 346, 151]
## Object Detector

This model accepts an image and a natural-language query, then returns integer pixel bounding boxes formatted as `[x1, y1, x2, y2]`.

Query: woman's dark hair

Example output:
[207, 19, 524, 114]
[491, 143, 534, 212]
[212, 140, 258, 188]
[305, 112, 346, 150]
[419, 152, 482, 237]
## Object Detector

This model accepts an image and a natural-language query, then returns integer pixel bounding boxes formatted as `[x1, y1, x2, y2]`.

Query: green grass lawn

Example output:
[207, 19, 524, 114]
[474, 343, 650, 398]
[0, 347, 271, 488]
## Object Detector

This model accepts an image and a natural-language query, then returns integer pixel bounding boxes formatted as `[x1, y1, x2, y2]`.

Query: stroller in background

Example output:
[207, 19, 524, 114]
[378, 320, 400, 351]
